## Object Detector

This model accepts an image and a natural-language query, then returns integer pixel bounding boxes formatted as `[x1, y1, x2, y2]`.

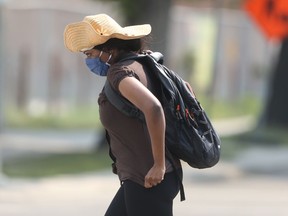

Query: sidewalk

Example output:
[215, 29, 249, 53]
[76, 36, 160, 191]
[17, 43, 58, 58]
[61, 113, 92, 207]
[0, 116, 256, 160]
[0, 129, 99, 161]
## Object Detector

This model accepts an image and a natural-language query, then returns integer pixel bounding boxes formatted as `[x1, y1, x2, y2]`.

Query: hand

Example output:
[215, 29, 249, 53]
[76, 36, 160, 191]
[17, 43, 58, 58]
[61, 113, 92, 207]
[144, 164, 165, 188]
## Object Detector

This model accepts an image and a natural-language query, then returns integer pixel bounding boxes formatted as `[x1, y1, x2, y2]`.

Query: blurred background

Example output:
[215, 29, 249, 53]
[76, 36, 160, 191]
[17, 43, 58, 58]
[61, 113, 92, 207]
[0, 0, 288, 215]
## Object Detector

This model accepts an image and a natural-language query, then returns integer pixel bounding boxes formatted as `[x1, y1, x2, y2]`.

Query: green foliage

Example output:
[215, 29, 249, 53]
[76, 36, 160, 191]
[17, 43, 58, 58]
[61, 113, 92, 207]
[178, 0, 244, 8]
[224, 127, 288, 146]
[198, 95, 262, 120]
[6, 106, 101, 129]
[96, 0, 131, 23]
[117, 0, 137, 23]
[5, 95, 262, 129]
[3, 150, 112, 178]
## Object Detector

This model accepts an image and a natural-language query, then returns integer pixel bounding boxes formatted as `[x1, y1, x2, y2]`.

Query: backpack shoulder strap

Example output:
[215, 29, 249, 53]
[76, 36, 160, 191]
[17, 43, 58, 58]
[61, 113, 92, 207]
[104, 80, 145, 121]
[104, 52, 164, 121]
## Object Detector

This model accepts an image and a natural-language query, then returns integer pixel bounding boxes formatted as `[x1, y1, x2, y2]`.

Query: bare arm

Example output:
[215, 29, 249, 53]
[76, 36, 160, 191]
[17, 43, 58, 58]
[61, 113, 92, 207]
[118, 76, 166, 187]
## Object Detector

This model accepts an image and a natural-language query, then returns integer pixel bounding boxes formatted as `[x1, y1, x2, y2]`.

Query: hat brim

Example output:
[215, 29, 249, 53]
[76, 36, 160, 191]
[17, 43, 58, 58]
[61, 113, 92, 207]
[64, 21, 151, 52]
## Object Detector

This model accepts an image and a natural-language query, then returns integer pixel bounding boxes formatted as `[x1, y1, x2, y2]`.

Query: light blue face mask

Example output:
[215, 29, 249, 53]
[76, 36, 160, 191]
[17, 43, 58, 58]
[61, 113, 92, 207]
[85, 51, 112, 76]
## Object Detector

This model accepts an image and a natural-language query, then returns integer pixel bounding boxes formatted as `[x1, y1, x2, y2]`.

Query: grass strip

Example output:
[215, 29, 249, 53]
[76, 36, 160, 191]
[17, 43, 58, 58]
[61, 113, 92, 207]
[3, 150, 112, 178]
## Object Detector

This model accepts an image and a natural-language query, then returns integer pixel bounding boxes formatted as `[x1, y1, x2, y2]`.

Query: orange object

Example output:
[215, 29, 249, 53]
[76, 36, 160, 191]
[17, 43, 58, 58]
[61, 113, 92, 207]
[244, 0, 288, 40]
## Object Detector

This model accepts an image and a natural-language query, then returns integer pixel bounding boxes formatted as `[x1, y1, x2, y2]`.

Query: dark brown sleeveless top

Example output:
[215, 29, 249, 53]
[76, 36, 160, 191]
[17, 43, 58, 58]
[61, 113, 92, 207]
[98, 53, 181, 186]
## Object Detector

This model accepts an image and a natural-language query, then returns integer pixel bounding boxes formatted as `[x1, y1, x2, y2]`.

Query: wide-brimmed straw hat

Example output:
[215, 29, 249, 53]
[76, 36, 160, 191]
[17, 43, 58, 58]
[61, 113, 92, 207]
[64, 13, 152, 52]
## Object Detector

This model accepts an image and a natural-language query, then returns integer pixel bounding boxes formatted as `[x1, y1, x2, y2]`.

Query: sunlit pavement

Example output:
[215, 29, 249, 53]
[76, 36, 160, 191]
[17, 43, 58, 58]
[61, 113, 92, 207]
[1, 160, 288, 216]
[1, 117, 288, 216]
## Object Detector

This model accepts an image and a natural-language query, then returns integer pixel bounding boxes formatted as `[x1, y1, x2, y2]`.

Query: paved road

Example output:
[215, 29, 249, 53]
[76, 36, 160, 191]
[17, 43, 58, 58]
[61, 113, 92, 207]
[1, 117, 288, 215]
[1, 161, 288, 216]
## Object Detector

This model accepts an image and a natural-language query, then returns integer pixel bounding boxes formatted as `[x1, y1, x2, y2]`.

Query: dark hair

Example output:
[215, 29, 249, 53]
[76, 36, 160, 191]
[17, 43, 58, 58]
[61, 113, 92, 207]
[94, 36, 150, 53]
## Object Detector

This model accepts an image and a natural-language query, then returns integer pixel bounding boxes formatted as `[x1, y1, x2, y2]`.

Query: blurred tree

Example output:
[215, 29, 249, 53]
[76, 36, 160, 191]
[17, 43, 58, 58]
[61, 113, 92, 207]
[179, 0, 243, 8]
[262, 37, 288, 128]
[98, 0, 172, 55]
[16, 49, 30, 110]
[203, 0, 288, 129]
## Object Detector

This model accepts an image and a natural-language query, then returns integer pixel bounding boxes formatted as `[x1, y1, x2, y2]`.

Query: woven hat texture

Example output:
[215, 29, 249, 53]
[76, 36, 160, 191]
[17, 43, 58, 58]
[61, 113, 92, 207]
[64, 14, 151, 52]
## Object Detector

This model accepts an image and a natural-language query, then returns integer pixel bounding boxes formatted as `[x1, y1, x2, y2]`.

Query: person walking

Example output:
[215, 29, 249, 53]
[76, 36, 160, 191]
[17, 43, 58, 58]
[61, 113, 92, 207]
[64, 14, 181, 216]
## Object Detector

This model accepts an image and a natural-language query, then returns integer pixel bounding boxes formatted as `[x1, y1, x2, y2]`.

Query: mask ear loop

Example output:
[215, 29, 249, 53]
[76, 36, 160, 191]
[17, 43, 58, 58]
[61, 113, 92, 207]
[99, 50, 112, 66]
[99, 51, 103, 58]
[105, 54, 112, 66]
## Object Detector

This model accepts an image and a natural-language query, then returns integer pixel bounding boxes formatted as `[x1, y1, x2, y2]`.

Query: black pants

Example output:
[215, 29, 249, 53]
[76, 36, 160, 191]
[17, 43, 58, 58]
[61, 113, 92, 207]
[104, 171, 180, 216]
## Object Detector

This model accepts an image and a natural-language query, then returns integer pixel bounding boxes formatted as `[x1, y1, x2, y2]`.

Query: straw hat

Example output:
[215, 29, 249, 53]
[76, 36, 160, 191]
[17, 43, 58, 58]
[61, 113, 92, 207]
[64, 14, 152, 52]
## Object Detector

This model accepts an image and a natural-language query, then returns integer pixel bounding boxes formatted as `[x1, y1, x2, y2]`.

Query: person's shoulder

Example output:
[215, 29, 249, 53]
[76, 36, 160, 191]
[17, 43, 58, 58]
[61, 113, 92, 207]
[107, 61, 141, 91]
[109, 57, 143, 75]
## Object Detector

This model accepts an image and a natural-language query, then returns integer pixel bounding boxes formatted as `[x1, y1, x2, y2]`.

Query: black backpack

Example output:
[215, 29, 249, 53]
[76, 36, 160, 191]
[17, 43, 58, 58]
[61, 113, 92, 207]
[104, 52, 221, 200]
